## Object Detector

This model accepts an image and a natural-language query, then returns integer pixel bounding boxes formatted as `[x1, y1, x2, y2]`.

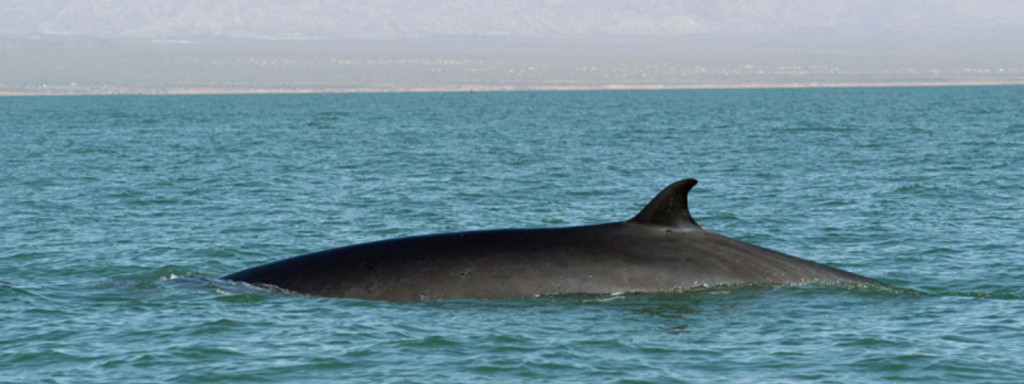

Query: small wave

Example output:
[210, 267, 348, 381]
[0, 280, 48, 300]
[211, 278, 305, 298]
[831, 281, 1024, 301]
[916, 289, 1024, 301]
[159, 273, 182, 281]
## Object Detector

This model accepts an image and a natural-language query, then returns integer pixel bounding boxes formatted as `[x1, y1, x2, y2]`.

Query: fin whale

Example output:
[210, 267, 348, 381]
[223, 179, 881, 300]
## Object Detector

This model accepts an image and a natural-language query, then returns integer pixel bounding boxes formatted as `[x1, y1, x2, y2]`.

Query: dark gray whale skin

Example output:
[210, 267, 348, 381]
[223, 179, 881, 300]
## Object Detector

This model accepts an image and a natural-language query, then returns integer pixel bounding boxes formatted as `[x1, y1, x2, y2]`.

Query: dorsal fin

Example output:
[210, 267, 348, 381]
[629, 178, 700, 227]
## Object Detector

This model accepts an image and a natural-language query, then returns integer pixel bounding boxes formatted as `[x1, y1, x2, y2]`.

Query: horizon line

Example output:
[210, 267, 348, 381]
[2, 80, 1021, 97]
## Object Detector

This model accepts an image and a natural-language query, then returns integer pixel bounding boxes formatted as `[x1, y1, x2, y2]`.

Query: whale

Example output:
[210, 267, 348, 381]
[223, 179, 882, 300]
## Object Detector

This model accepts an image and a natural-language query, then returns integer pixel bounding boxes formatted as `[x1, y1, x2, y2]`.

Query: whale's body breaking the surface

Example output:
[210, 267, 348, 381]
[223, 179, 881, 300]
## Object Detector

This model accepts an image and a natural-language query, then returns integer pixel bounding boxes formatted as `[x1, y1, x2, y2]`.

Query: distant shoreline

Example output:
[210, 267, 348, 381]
[2, 80, 1021, 97]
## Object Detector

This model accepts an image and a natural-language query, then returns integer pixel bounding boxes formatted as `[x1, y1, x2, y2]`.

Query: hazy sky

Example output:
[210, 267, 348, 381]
[3, 0, 1023, 93]
[4, 0, 1024, 39]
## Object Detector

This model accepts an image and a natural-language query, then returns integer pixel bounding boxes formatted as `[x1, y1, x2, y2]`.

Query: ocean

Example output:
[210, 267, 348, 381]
[2, 86, 1022, 383]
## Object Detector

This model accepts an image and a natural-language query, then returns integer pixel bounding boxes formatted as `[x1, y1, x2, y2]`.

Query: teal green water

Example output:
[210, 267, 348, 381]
[2, 87, 1023, 383]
